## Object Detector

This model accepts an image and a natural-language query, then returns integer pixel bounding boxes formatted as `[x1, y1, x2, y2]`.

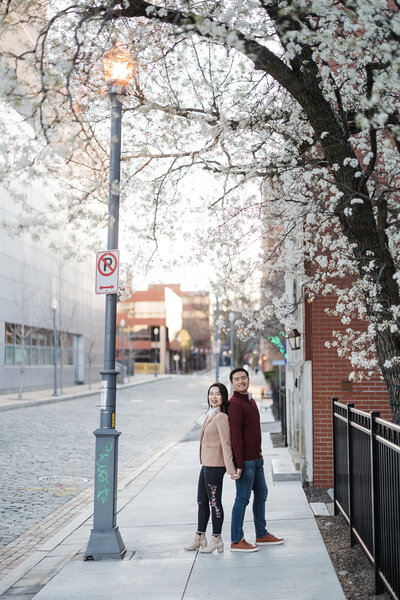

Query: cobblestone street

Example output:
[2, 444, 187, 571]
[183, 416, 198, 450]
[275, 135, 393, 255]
[0, 375, 210, 548]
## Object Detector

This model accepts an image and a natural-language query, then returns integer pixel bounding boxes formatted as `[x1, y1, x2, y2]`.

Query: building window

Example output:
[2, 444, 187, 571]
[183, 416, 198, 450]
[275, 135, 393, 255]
[132, 301, 165, 318]
[127, 325, 151, 341]
[5, 346, 15, 365]
[4, 322, 74, 367]
[133, 350, 152, 363]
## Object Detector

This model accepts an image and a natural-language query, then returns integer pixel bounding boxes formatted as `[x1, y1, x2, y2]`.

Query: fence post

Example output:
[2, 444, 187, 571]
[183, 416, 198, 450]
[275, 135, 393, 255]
[332, 397, 338, 516]
[370, 411, 384, 595]
[346, 402, 355, 547]
[281, 389, 288, 447]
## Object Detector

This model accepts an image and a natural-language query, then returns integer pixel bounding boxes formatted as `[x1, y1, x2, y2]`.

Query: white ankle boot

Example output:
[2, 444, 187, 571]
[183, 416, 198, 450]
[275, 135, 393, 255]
[184, 532, 207, 551]
[199, 534, 224, 554]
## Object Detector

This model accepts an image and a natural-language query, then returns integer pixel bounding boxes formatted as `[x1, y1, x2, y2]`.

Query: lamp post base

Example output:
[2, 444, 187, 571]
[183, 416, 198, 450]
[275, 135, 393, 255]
[84, 526, 126, 561]
[85, 428, 125, 560]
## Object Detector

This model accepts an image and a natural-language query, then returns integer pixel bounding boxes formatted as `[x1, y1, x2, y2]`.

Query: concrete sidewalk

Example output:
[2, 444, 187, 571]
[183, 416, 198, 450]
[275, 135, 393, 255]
[0, 369, 345, 599]
[10, 424, 345, 599]
[0, 374, 171, 411]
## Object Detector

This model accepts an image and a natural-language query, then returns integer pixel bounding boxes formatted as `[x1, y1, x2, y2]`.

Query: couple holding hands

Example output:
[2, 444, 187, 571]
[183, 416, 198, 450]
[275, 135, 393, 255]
[184, 368, 283, 554]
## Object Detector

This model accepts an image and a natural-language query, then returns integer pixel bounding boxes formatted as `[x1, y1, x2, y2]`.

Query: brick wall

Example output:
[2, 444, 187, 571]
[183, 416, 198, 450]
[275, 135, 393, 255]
[307, 294, 391, 487]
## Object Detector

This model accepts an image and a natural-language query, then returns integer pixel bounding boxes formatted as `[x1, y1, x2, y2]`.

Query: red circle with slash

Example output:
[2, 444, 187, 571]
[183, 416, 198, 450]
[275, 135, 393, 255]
[97, 252, 117, 276]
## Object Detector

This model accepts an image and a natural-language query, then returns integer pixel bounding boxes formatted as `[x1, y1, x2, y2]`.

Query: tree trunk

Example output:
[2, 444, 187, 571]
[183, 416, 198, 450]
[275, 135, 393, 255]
[284, 42, 400, 421]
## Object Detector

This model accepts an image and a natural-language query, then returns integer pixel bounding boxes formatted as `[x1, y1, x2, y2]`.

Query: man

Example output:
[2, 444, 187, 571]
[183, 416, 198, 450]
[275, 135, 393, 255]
[228, 367, 284, 552]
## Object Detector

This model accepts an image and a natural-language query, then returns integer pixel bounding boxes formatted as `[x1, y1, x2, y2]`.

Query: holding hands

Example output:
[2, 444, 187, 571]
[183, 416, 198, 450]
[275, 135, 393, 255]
[230, 469, 242, 480]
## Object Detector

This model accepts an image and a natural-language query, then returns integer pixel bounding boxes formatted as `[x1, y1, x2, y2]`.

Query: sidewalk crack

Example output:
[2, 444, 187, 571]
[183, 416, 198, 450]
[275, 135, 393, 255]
[181, 550, 198, 599]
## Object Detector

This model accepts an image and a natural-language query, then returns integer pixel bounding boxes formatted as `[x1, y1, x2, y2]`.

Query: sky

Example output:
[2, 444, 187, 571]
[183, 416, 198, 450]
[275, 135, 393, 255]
[120, 217, 217, 293]
[118, 168, 224, 293]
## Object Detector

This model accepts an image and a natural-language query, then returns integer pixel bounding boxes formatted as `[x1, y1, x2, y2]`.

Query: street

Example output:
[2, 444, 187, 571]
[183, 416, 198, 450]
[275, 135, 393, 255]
[0, 374, 213, 549]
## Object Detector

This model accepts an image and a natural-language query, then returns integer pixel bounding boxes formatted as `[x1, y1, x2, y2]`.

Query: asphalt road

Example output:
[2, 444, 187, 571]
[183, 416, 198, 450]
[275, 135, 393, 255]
[0, 373, 214, 548]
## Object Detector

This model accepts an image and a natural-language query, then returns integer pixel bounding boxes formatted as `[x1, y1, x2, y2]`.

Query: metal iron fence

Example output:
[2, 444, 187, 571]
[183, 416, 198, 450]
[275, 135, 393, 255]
[332, 398, 400, 599]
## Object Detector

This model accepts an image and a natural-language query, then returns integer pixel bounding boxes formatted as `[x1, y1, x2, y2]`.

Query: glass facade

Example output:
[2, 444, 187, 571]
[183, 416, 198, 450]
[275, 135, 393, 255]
[4, 322, 74, 367]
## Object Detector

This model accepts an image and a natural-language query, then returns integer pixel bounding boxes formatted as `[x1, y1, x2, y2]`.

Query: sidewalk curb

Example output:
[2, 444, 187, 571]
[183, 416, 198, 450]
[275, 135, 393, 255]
[0, 375, 171, 412]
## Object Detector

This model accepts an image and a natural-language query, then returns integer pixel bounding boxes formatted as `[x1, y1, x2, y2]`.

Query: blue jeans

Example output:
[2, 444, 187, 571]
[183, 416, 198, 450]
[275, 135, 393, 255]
[231, 458, 268, 543]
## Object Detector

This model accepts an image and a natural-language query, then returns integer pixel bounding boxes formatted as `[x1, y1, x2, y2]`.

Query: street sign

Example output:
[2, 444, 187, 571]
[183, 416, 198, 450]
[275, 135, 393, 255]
[96, 250, 119, 295]
[272, 360, 285, 366]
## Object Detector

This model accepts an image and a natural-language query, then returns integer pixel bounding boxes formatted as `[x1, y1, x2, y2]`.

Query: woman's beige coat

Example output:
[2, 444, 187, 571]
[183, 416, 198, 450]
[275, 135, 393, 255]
[199, 409, 236, 476]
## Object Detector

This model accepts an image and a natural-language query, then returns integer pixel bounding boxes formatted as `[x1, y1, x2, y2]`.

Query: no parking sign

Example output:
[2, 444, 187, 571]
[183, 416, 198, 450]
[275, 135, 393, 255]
[95, 250, 119, 294]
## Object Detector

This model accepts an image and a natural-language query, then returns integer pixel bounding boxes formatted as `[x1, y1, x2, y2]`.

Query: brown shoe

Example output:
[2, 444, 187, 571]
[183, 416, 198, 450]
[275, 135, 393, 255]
[255, 533, 284, 545]
[230, 538, 259, 552]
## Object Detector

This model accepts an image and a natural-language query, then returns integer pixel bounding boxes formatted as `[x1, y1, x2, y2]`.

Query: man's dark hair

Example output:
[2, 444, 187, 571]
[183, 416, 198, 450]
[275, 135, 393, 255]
[229, 367, 249, 382]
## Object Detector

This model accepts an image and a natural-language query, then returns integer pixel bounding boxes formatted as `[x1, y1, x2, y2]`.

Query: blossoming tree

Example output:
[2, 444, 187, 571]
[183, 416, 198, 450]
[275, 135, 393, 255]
[1, 0, 399, 419]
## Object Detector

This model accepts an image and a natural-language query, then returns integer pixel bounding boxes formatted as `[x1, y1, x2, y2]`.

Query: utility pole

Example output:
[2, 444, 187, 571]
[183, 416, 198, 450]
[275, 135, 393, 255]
[215, 295, 220, 383]
[85, 42, 134, 561]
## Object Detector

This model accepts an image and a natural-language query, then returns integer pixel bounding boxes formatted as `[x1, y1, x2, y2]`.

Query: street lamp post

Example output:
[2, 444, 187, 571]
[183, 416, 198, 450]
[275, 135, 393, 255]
[52, 299, 58, 397]
[128, 343, 132, 383]
[85, 42, 134, 562]
[120, 319, 125, 385]
[182, 341, 186, 375]
[215, 295, 220, 382]
[229, 311, 234, 371]
[154, 327, 159, 377]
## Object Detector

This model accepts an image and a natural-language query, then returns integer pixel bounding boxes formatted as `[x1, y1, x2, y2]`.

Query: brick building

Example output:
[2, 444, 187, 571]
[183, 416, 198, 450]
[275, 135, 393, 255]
[116, 284, 211, 374]
[116, 284, 182, 374]
[286, 276, 391, 488]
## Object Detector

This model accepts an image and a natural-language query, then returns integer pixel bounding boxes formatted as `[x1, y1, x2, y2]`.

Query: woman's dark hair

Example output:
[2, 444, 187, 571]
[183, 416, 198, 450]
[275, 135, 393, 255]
[207, 382, 229, 414]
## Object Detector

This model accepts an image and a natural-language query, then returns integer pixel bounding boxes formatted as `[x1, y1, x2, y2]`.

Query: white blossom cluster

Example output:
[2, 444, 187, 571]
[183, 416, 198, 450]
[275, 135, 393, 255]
[0, 0, 399, 403]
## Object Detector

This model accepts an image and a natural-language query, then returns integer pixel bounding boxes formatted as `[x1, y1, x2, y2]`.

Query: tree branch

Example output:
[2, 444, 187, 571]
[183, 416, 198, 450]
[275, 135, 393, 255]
[87, 0, 305, 103]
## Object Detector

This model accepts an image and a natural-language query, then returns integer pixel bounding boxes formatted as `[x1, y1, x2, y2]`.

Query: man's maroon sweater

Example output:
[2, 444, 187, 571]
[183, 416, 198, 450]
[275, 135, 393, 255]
[228, 391, 262, 469]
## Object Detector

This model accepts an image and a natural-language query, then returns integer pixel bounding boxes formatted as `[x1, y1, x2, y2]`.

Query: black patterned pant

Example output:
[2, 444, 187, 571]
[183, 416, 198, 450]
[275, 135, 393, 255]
[197, 466, 226, 535]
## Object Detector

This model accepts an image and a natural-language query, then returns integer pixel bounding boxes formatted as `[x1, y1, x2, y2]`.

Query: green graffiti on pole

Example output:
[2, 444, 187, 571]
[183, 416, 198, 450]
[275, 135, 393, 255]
[96, 441, 113, 504]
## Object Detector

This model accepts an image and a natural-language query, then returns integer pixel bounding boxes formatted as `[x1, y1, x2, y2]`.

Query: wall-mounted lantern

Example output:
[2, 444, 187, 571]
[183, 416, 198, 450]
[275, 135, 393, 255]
[286, 329, 301, 351]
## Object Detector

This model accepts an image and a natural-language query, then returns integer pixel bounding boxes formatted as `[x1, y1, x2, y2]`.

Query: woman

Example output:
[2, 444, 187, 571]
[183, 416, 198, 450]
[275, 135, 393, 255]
[184, 382, 239, 554]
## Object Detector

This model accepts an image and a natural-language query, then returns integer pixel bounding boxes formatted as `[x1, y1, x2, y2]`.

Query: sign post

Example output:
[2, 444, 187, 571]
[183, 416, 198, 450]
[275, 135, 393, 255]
[214, 295, 220, 382]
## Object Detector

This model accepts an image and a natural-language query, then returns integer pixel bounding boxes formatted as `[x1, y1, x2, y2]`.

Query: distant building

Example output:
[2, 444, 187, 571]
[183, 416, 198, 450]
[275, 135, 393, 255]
[117, 284, 211, 374]
[116, 284, 182, 374]
[0, 180, 104, 394]
[0, 27, 104, 395]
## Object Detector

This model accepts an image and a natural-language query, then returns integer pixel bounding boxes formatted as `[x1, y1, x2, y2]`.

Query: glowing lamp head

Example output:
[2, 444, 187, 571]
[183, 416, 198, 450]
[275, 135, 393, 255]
[103, 42, 135, 90]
